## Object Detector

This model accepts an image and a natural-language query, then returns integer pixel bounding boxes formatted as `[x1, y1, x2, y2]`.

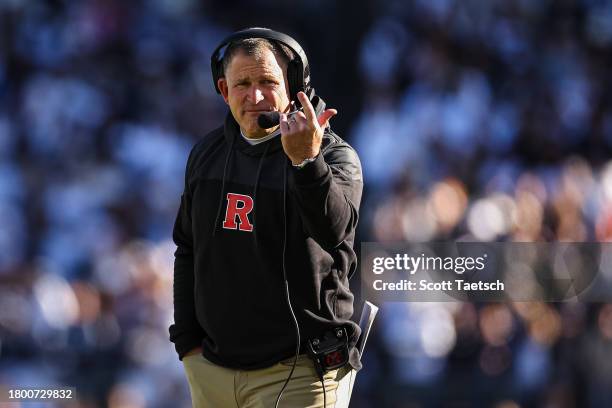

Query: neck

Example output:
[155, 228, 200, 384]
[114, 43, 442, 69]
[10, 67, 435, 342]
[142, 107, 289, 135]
[240, 127, 281, 145]
[241, 125, 280, 139]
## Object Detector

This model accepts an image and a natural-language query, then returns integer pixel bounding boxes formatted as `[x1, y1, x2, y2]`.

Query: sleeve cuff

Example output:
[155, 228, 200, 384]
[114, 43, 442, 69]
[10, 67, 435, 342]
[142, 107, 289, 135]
[290, 153, 328, 184]
[169, 325, 204, 361]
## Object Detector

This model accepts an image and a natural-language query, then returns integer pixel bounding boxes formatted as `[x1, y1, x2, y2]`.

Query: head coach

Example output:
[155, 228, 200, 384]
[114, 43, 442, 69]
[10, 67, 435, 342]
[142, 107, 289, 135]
[169, 27, 363, 408]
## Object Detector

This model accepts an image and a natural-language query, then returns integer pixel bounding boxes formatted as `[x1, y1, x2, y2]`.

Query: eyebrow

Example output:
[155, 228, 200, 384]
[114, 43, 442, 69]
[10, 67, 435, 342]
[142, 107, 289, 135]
[234, 75, 280, 84]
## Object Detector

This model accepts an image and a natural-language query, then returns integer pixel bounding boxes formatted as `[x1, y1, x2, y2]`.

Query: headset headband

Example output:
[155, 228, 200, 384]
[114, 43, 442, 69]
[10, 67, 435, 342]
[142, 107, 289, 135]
[210, 27, 312, 100]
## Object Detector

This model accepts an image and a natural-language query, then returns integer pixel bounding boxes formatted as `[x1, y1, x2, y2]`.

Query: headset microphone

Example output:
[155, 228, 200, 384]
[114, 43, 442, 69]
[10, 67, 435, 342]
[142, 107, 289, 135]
[257, 112, 280, 129]
[257, 106, 304, 130]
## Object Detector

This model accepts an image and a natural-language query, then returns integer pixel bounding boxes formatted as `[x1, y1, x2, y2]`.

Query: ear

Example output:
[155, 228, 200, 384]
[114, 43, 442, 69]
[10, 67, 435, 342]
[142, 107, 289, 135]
[217, 78, 229, 104]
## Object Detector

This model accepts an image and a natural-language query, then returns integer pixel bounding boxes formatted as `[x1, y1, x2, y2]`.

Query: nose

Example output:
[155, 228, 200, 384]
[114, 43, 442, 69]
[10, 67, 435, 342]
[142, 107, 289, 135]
[247, 86, 264, 104]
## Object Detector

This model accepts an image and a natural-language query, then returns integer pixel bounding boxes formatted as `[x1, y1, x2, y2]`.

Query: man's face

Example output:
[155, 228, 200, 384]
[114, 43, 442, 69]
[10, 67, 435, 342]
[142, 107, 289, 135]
[218, 48, 292, 138]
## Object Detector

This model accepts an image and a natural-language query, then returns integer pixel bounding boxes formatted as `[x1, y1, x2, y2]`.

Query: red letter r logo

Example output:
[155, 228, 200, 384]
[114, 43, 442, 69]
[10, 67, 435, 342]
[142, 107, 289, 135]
[222, 193, 254, 232]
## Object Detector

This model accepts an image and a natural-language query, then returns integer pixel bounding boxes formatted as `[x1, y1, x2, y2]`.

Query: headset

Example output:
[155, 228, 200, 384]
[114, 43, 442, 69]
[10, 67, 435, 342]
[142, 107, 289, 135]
[210, 27, 313, 101]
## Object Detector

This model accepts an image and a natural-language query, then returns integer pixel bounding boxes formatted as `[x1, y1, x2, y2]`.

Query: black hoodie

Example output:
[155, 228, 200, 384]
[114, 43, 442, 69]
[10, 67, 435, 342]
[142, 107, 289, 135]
[169, 97, 363, 370]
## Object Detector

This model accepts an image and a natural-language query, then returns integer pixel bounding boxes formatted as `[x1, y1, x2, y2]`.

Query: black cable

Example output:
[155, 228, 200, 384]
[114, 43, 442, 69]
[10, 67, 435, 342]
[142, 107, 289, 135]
[321, 375, 327, 407]
[274, 162, 301, 408]
[312, 358, 328, 408]
[308, 360, 328, 408]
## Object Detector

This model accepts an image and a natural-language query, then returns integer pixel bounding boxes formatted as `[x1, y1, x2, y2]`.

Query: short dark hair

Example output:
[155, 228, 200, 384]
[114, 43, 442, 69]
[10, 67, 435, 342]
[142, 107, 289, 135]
[221, 38, 295, 76]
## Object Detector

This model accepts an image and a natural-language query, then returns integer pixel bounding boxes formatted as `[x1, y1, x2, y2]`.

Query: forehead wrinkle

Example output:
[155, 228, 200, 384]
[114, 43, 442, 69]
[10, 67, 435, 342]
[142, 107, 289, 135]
[226, 52, 286, 82]
[234, 69, 282, 83]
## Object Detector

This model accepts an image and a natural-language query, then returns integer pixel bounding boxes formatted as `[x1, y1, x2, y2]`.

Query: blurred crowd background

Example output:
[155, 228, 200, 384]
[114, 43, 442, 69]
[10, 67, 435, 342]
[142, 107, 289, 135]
[1, 0, 612, 407]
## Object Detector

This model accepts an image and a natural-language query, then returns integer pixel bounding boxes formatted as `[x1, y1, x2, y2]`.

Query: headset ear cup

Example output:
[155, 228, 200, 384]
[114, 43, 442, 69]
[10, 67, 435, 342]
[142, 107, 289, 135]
[212, 63, 219, 94]
[290, 59, 308, 101]
[286, 60, 298, 101]
[216, 60, 225, 93]
[302, 64, 311, 94]
[211, 53, 223, 94]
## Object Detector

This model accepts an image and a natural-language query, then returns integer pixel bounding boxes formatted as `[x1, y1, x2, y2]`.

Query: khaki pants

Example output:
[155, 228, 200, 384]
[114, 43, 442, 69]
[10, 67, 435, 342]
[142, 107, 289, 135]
[182, 353, 356, 408]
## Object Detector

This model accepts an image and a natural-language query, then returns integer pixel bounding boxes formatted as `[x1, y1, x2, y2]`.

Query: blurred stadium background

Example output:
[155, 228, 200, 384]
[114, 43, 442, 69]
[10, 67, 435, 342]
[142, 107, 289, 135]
[1, 0, 612, 407]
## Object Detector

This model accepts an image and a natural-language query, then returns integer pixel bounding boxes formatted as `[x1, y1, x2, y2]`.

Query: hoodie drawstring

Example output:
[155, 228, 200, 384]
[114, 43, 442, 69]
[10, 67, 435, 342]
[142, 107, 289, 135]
[212, 137, 235, 237]
[252, 142, 271, 248]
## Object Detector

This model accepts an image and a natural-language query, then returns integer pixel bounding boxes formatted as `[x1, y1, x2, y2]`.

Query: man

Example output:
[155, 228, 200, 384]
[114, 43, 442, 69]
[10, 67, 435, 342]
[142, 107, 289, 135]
[169, 28, 363, 407]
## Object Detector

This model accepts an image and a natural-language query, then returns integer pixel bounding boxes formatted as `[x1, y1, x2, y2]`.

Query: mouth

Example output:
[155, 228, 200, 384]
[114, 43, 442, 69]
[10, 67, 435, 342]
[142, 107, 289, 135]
[244, 108, 276, 114]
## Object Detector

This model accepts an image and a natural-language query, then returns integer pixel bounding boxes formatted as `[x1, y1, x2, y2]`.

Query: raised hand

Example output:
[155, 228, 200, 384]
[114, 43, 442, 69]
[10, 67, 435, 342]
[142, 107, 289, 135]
[280, 91, 337, 166]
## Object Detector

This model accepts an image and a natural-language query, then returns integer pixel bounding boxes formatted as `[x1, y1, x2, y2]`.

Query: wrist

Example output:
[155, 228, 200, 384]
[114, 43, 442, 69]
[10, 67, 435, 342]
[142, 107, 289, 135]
[292, 156, 318, 169]
[290, 153, 328, 183]
[290, 148, 321, 167]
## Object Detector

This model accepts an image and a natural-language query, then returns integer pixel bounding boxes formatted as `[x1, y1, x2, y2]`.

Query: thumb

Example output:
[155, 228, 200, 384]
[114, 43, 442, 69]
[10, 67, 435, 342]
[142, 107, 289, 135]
[317, 109, 337, 128]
